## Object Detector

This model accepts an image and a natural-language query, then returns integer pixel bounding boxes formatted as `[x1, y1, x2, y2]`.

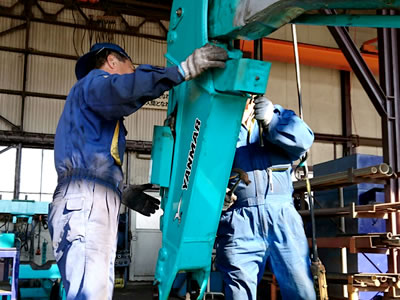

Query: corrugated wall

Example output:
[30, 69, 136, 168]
[127, 152, 152, 185]
[0, 17, 25, 48]
[0, 50, 24, 90]
[0, 1, 169, 136]
[266, 60, 342, 166]
[23, 97, 64, 134]
[26, 55, 76, 95]
[124, 109, 166, 141]
[0, 1, 384, 168]
[267, 24, 381, 164]
[0, 94, 21, 130]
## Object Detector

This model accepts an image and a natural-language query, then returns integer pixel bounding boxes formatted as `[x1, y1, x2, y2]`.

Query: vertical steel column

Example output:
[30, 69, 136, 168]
[13, 1, 32, 201]
[13, 143, 22, 200]
[378, 9, 400, 275]
[254, 39, 263, 61]
[340, 71, 353, 156]
[20, 1, 32, 131]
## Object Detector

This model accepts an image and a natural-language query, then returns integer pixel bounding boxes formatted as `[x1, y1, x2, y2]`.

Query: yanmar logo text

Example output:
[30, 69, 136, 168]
[182, 118, 201, 190]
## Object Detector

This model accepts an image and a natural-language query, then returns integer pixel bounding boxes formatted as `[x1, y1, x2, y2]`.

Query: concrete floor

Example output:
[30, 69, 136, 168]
[113, 280, 273, 300]
[113, 282, 183, 300]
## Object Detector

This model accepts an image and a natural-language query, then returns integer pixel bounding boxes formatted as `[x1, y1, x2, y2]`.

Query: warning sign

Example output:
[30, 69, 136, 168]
[144, 91, 169, 110]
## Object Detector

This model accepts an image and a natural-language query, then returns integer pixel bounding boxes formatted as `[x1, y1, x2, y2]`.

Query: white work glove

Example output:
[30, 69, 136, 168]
[180, 44, 228, 81]
[254, 96, 274, 130]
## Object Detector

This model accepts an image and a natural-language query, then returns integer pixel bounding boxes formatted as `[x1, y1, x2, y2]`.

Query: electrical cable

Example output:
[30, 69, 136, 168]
[72, 8, 79, 57]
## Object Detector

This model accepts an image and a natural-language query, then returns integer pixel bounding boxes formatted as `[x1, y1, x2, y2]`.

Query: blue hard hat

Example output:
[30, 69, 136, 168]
[75, 42, 131, 80]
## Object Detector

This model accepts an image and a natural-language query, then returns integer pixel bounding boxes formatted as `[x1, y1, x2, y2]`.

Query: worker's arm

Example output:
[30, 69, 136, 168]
[85, 44, 228, 120]
[85, 65, 184, 120]
[254, 97, 314, 161]
[264, 106, 314, 161]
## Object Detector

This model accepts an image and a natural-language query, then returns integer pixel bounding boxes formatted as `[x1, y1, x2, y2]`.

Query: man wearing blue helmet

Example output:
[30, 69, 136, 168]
[216, 97, 316, 300]
[48, 42, 228, 300]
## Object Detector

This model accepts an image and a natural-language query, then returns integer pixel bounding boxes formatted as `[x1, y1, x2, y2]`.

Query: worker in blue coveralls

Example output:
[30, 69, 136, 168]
[216, 96, 316, 300]
[48, 42, 228, 300]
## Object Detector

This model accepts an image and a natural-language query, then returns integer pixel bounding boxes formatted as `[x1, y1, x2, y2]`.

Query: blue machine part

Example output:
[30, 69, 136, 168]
[314, 154, 387, 300]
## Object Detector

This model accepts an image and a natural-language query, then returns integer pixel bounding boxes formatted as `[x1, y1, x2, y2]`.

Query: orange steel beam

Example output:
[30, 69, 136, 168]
[241, 39, 379, 75]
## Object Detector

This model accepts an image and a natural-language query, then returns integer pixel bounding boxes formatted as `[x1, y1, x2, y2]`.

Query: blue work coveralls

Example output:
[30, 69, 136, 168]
[48, 65, 184, 300]
[215, 105, 316, 300]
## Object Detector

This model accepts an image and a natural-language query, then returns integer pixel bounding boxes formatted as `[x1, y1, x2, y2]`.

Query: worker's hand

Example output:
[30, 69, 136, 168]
[121, 184, 160, 217]
[222, 188, 237, 211]
[180, 44, 228, 81]
[254, 96, 274, 130]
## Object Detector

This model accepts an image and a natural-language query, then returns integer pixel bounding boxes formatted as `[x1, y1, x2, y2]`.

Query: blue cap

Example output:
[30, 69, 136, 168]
[75, 42, 131, 80]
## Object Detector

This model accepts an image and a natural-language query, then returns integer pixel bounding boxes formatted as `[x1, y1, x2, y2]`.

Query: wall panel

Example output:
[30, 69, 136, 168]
[266, 62, 342, 135]
[350, 73, 381, 139]
[0, 94, 21, 130]
[0, 50, 24, 90]
[124, 108, 166, 141]
[0, 17, 25, 48]
[23, 97, 64, 133]
[26, 55, 76, 95]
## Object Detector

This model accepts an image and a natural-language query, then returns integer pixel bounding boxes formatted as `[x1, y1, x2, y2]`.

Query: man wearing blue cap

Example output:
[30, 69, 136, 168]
[48, 42, 228, 300]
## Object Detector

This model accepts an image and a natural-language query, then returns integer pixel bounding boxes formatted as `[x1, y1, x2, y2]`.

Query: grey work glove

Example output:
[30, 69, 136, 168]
[121, 184, 160, 217]
[180, 44, 228, 81]
[254, 96, 274, 130]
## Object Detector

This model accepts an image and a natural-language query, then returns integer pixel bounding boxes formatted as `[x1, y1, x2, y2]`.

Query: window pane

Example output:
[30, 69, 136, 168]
[41, 150, 57, 194]
[0, 193, 13, 200]
[0, 146, 16, 197]
[135, 191, 162, 230]
[20, 148, 42, 194]
[19, 193, 40, 201]
[40, 194, 53, 203]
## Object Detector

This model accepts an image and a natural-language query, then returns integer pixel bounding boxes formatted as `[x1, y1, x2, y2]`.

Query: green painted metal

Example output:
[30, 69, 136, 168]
[150, 126, 174, 188]
[208, 0, 400, 40]
[152, 0, 270, 299]
[214, 58, 271, 94]
[19, 264, 61, 280]
[154, 0, 400, 299]
[0, 200, 49, 216]
[292, 14, 400, 28]
[19, 288, 49, 299]
[0, 233, 15, 248]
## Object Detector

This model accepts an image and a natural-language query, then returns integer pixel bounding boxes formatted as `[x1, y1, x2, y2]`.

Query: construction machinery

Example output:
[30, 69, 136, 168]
[150, 1, 400, 299]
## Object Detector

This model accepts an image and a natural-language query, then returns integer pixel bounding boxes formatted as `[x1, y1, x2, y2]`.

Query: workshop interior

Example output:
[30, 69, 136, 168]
[0, 0, 400, 299]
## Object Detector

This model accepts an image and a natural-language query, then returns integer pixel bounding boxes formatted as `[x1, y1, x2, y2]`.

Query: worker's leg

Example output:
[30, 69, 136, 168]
[48, 180, 120, 300]
[267, 200, 316, 300]
[215, 206, 268, 300]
